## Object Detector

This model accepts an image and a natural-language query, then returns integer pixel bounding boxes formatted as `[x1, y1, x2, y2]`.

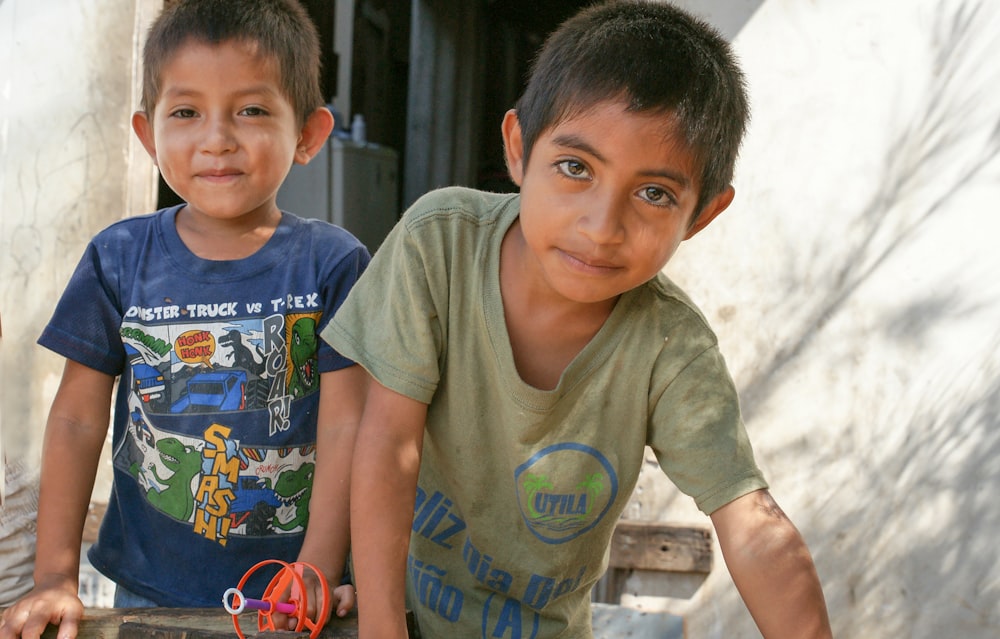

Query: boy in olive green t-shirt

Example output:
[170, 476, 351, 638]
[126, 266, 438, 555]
[325, 2, 832, 638]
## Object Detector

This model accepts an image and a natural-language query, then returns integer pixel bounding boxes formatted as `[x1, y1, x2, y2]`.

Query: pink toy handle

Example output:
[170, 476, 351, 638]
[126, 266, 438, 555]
[223, 587, 297, 615]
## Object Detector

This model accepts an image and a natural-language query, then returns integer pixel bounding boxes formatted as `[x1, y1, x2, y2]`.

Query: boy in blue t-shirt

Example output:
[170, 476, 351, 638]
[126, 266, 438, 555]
[324, 1, 832, 638]
[0, 1, 367, 637]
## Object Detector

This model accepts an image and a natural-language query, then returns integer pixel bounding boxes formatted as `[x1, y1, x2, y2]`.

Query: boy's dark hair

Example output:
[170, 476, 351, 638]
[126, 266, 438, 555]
[140, 0, 323, 126]
[514, 0, 749, 215]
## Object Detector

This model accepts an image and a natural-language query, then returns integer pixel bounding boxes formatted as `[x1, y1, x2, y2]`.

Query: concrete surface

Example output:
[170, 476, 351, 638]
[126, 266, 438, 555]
[626, 1, 1000, 637]
[0, 0, 160, 600]
[592, 603, 684, 639]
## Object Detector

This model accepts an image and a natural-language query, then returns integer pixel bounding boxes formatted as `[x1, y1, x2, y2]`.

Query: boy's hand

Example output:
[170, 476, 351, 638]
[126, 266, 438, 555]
[330, 584, 356, 618]
[0, 573, 83, 639]
[279, 568, 355, 631]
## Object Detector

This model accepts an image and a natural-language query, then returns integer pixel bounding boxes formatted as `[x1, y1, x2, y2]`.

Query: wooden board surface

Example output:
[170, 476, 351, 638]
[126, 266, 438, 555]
[30, 608, 361, 639]
[607, 520, 713, 574]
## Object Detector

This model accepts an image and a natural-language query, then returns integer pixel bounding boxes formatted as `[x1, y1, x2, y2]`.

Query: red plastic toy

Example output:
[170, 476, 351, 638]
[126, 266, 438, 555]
[222, 560, 331, 639]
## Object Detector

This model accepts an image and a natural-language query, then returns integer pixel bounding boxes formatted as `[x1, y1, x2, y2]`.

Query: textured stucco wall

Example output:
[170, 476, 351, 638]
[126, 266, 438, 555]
[624, 1, 1000, 637]
[0, 0, 159, 603]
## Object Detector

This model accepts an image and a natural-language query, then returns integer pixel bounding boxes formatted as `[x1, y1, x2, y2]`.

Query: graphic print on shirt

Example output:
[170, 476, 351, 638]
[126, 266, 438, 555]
[406, 443, 619, 638]
[514, 442, 619, 544]
[114, 309, 321, 545]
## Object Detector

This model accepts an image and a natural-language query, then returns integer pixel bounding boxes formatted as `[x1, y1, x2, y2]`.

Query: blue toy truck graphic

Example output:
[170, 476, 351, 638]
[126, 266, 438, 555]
[125, 344, 165, 403]
[170, 370, 247, 413]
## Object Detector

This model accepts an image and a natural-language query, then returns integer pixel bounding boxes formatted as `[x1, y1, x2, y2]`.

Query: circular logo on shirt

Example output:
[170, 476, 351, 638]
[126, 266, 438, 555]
[513, 443, 618, 544]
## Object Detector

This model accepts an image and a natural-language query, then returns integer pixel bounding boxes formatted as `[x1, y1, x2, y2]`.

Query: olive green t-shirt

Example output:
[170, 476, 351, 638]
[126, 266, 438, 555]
[323, 186, 767, 638]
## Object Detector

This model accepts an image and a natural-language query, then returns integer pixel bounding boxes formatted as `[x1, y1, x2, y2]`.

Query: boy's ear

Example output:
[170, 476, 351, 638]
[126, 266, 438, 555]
[501, 109, 525, 186]
[684, 185, 735, 240]
[131, 111, 158, 165]
[294, 107, 335, 165]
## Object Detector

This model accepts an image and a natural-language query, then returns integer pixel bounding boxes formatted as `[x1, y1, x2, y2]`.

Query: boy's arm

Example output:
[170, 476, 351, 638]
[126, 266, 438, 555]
[0, 360, 114, 639]
[711, 489, 832, 639]
[295, 365, 367, 620]
[350, 379, 427, 639]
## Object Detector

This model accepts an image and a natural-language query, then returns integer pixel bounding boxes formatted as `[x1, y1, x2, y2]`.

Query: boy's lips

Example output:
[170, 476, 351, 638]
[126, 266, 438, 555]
[196, 168, 244, 183]
[560, 248, 620, 271]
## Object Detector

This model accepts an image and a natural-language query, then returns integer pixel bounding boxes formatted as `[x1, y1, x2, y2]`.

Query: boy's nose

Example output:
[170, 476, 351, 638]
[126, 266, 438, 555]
[201, 116, 238, 154]
[576, 195, 625, 244]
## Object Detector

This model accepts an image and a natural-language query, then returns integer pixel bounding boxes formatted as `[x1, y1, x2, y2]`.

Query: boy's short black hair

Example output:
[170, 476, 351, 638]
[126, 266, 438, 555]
[514, 0, 750, 215]
[140, 0, 323, 126]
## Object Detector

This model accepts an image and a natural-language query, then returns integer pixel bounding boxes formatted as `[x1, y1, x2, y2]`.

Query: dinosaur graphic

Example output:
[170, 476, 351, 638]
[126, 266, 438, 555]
[134, 437, 202, 521]
[219, 329, 265, 376]
[288, 317, 319, 398]
[271, 462, 314, 532]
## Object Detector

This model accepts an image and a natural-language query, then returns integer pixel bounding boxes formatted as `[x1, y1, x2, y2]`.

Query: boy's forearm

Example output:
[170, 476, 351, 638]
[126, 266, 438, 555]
[351, 382, 426, 639]
[296, 368, 365, 583]
[296, 467, 350, 584]
[34, 413, 108, 584]
[713, 490, 832, 639]
[351, 455, 418, 637]
[729, 529, 831, 638]
[296, 456, 351, 583]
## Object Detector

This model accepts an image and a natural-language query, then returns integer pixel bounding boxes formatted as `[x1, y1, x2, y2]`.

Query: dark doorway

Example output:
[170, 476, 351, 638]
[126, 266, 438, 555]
[156, 0, 587, 210]
[476, 0, 585, 194]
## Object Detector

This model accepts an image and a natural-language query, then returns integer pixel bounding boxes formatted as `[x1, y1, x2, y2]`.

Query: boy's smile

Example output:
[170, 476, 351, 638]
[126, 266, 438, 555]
[502, 100, 733, 310]
[132, 39, 324, 241]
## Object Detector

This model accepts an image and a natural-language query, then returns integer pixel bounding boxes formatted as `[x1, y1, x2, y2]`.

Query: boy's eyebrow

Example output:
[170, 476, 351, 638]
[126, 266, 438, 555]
[161, 84, 282, 100]
[551, 132, 692, 187]
[552, 133, 606, 162]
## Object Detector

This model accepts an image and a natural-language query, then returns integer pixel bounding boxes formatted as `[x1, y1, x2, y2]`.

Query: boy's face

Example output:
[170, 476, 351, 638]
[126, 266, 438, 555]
[502, 100, 733, 306]
[132, 39, 329, 224]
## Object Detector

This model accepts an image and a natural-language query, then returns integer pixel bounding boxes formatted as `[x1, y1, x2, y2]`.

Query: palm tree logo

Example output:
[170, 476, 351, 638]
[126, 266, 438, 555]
[523, 473, 553, 518]
[575, 473, 604, 516]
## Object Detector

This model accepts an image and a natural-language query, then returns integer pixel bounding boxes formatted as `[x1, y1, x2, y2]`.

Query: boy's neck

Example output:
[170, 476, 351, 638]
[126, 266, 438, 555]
[174, 204, 281, 261]
[499, 220, 619, 390]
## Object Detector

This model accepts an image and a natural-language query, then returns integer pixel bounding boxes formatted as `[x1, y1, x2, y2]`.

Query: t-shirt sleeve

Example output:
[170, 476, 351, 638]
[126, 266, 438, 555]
[37, 240, 126, 376]
[321, 218, 444, 403]
[647, 342, 768, 515]
[316, 241, 371, 373]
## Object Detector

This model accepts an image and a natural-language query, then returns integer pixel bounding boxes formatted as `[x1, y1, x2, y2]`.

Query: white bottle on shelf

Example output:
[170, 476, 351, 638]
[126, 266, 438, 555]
[351, 113, 366, 145]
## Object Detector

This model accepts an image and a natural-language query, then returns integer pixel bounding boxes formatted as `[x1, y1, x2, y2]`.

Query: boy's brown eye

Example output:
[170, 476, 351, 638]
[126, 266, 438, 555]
[556, 160, 588, 178]
[639, 186, 676, 207]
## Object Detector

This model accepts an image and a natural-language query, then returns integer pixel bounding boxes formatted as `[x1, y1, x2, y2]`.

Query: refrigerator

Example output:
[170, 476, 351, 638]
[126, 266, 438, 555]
[277, 136, 400, 255]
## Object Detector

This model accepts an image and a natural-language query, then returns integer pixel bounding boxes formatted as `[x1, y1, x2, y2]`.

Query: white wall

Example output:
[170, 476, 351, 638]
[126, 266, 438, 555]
[626, 1, 1000, 637]
[0, 0, 159, 602]
[4, 1, 998, 634]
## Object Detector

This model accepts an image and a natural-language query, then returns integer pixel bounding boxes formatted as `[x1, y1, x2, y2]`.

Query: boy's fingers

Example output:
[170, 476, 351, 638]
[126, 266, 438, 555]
[19, 613, 56, 639]
[333, 584, 356, 617]
[55, 616, 81, 639]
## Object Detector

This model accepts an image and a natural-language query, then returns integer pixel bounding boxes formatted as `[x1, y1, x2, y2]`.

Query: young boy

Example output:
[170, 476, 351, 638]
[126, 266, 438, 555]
[0, 1, 366, 637]
[324, 1, 832, 638]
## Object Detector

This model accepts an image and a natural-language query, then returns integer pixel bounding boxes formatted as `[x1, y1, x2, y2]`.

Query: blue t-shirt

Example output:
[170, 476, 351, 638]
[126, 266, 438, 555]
[38, 205, 370, 606]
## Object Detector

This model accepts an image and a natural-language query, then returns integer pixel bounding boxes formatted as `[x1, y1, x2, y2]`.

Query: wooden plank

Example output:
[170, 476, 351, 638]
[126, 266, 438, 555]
[119, 621, 251, 639]
[22, 607, 420, 639]
[607, 521, 713, 574]
[30, 608, 362, 639]
[118, 620, 353, 639]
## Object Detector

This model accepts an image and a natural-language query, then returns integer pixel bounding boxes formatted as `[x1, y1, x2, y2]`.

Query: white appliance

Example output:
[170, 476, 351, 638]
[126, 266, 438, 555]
[278, 136, 400, 254]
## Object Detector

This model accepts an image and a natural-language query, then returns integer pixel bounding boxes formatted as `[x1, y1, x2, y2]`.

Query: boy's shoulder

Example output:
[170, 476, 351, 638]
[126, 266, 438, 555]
[283, 210, 369, 248]
[403, 186, 518, 230]
[90, 207, 173, 242]
[635, 273, 720, 345]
